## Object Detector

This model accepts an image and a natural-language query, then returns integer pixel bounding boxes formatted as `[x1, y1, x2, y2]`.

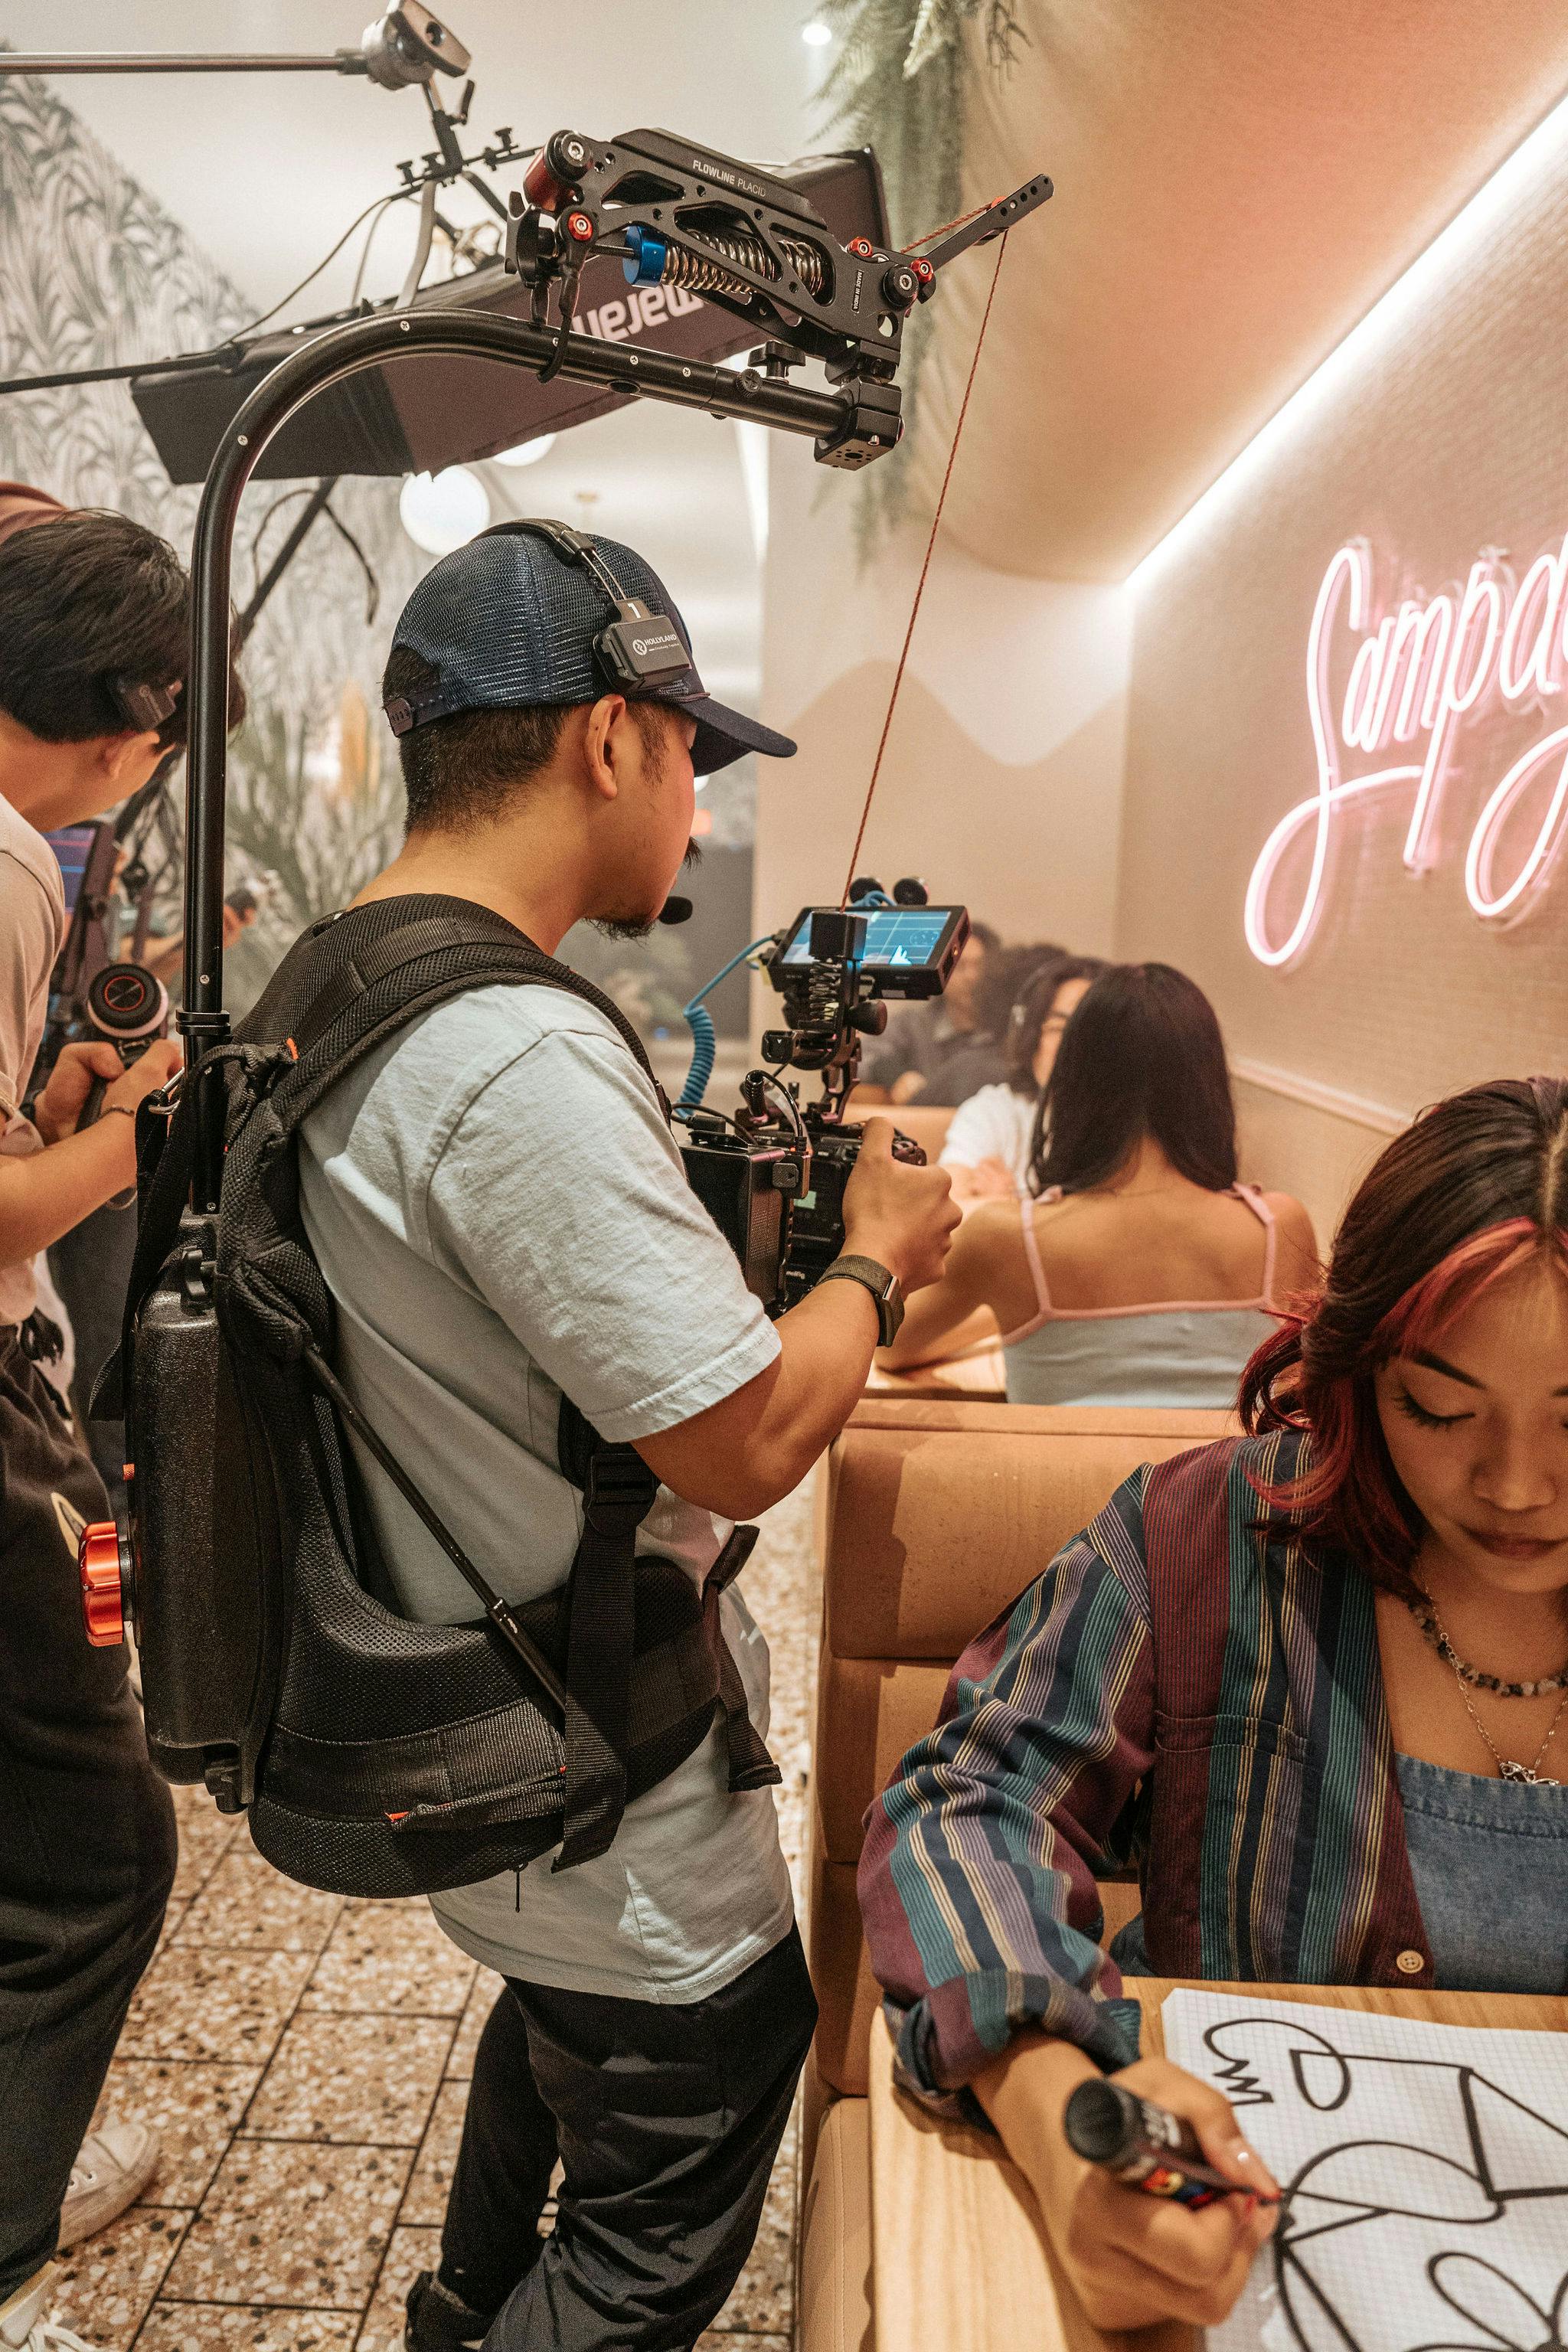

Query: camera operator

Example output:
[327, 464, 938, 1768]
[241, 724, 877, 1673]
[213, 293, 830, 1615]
[301, 526, 956, 2352]
[0, 497, 234, 2347]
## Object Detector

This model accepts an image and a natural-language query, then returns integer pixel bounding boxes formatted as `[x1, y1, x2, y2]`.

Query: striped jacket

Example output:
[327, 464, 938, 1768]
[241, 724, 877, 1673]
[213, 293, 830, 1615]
[858, 1431, 1434, 2109]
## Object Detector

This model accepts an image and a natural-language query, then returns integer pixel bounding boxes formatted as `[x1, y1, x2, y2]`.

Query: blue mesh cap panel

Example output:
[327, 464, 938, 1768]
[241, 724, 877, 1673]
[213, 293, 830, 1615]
[390, 530, 695, 719]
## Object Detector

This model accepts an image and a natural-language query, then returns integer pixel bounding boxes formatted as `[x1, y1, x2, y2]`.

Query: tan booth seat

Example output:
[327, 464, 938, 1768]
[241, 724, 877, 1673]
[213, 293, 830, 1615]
[797, 1397, 1239, 2352]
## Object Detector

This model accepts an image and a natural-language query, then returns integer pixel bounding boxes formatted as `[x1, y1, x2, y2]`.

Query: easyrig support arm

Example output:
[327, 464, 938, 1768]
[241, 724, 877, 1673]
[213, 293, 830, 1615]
[179, 305, 858, 1209]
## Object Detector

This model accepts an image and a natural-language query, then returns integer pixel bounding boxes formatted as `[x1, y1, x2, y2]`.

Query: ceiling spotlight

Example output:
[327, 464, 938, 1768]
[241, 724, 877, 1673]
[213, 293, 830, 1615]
[802, 21, 831, 44]
[398, 465, 490, 554]
[492, 433, 558, 469]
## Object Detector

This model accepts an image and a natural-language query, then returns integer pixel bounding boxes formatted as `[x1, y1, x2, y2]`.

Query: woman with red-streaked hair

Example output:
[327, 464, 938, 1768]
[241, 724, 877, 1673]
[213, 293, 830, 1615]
[859, 1076, 1568, 2333]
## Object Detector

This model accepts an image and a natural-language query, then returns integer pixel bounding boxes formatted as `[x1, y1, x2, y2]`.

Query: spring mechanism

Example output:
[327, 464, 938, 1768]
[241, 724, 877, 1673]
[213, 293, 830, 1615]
[662, 230, 831, 302]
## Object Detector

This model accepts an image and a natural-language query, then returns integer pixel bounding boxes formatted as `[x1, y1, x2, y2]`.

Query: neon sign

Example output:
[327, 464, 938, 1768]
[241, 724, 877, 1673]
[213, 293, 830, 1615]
[1243, 536, 1568, 965]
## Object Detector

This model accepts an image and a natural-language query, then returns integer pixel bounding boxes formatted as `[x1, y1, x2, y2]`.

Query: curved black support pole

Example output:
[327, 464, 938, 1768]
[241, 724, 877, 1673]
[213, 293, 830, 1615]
[181, 303, 853, 1208]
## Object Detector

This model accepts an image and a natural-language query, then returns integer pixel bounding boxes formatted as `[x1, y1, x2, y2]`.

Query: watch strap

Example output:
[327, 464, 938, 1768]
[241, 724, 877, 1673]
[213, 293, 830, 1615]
[820, 1253, 904, 1345]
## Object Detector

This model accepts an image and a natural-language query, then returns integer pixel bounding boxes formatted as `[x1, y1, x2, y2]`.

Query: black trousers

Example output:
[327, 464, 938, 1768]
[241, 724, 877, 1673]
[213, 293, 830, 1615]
[48, 1200, 138, 1494]
[440, 1923, 817, 2352]
[0, 1331, 177, 2298]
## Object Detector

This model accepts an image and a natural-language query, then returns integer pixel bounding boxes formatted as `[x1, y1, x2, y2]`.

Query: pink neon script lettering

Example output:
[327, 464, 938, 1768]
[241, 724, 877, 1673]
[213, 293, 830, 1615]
[1244, 546, 1417, 968]
[1246, 537, 1568, 964]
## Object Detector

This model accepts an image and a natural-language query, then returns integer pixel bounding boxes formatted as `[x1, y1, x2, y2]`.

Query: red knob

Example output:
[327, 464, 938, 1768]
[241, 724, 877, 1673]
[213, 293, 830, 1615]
[522, 154, 572, 213]
[80, 1520, 127, 1648]
[565, 211, 596, 244]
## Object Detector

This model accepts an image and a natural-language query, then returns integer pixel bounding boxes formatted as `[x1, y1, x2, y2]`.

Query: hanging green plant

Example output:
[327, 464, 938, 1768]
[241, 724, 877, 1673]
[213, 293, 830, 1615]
[814, 0, 1024, 545]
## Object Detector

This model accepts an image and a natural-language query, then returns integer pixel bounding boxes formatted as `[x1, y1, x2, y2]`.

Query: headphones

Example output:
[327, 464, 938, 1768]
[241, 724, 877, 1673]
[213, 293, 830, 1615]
[482, 518, 694, 696]
[384, 519, 697, 738]
[108, 675, 180, 734]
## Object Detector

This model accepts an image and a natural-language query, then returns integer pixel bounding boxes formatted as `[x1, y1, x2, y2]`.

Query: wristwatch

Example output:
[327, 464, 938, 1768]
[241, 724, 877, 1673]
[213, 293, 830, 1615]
[820, 1254, 906, 1346]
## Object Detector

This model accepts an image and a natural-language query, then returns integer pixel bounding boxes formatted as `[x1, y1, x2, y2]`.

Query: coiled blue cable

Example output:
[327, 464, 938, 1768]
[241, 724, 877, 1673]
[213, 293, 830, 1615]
[681, 1004, 717, 1109]
[677, 934, 776, 1111]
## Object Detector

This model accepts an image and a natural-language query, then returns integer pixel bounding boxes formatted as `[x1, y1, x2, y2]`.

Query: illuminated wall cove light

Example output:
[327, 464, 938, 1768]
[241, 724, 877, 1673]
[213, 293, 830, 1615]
[1244, 536, 1568, 965]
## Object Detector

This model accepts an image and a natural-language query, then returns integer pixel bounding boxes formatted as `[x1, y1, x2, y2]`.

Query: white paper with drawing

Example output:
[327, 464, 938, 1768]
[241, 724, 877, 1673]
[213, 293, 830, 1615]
[1161, 1991, 1568, 2352]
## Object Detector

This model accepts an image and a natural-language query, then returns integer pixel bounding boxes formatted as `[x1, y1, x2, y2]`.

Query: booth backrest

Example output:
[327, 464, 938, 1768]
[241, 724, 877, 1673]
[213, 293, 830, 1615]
[808, 1399, 1239, 2101]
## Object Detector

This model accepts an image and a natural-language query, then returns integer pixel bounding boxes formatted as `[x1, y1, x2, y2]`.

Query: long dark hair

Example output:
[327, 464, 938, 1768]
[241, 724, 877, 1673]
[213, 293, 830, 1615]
[1029, 962, 1236, 1197]
[1002, 952, 1105, 1096]
[1242, 1077, 1568, 1589]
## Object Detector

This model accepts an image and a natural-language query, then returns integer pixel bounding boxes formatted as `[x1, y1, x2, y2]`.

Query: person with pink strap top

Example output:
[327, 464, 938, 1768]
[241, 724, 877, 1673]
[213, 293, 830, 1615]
[878, 962, 1321, 1406]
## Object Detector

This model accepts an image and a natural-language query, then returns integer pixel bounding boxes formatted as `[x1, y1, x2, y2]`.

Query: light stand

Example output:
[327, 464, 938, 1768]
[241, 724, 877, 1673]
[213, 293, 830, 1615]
[0, 6, 472, 90]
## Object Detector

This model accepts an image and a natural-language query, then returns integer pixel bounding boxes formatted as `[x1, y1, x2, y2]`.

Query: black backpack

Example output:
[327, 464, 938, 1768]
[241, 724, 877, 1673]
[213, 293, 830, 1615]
[103, 894, 778, 1898]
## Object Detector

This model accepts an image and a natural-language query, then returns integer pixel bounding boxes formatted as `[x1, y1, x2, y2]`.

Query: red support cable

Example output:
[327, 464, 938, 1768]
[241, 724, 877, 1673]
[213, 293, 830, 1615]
[840, 230, 1011, 906]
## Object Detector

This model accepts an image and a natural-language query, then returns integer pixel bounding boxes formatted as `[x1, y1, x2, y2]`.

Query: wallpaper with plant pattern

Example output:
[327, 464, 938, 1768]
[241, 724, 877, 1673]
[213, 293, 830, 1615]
[0, 60, 424, 1013]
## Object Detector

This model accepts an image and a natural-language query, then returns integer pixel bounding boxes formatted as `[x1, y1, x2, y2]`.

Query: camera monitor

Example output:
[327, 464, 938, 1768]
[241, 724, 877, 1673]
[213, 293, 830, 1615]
[771, 903, 969, 999]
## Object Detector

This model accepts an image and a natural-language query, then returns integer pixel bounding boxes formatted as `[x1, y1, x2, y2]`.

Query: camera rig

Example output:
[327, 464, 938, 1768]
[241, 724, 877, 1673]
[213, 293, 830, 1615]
[506, 129, 1050, 465]
[678, 885, 969, 1311]
[3, 0, 1054, 1220]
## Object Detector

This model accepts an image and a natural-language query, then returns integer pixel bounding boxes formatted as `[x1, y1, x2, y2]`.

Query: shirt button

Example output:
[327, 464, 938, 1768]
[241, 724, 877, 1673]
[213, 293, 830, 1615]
[1396, 1949, 1425, 1975]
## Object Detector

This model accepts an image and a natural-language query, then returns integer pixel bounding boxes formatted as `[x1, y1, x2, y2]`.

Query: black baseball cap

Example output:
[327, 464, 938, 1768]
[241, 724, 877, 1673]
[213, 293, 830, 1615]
[383, 522, 796, 776]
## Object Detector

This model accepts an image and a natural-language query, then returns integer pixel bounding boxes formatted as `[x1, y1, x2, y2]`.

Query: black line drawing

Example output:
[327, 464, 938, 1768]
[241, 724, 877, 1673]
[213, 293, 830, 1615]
[1189, 2015, 1568, 2352]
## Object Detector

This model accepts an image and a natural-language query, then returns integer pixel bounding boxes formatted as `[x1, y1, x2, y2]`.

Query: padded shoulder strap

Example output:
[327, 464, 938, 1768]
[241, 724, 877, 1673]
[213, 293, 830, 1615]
[240, 894, 658, 1141]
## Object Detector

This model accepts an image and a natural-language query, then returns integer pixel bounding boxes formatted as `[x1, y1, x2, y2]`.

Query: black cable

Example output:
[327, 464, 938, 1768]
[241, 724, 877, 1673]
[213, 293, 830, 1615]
[244, 483, 377, 625]
[247, 487, 320, 599]
[202, 190, 404, 345]
[319, 506, 381, 624]
[348, 191, 407, 307]
[0, 189, 400, 398]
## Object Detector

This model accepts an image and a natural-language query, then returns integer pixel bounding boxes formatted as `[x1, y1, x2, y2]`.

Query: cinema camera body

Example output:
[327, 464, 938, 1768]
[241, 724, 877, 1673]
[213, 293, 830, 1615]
[678, 885, 969, 1312]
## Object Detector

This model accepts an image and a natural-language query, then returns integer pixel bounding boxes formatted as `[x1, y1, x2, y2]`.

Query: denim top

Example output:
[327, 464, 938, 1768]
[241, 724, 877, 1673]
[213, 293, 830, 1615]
[1395, 1752, 1568, 1994]
[1109, 1752, 1568, 1993]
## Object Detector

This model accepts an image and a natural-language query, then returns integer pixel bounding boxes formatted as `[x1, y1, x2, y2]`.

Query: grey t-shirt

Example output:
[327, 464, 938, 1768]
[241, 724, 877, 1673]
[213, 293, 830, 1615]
[298, 979, 794, 2001]
[0, 793, 65, 1326]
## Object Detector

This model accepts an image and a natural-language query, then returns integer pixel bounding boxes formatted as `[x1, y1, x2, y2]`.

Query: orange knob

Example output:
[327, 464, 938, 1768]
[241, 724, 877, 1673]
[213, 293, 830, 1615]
[80, 1520, 127, 1648]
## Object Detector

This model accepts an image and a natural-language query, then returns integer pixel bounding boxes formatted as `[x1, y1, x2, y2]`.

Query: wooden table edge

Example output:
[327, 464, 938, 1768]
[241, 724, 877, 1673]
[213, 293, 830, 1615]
[867, 1981, 1567, 2352]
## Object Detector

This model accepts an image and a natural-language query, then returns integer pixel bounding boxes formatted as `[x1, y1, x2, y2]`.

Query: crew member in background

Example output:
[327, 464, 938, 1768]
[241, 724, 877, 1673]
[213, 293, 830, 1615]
[939, 952, 1103, 1206]
[858, 916, 1001, 1106]
[49, 858, 257, 1494]
[305, 526, 958, 2352]
[0, 495, 240, 2352]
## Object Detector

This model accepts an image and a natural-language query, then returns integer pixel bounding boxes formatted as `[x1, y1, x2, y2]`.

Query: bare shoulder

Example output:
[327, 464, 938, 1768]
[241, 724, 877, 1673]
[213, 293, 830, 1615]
[961, 1194, 1029, 1265]
[1263, 1191, 1321, 1287]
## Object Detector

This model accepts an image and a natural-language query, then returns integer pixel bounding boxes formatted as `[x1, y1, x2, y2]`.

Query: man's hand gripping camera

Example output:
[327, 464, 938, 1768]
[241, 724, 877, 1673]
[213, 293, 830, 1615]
[678, 885, 967, 1313]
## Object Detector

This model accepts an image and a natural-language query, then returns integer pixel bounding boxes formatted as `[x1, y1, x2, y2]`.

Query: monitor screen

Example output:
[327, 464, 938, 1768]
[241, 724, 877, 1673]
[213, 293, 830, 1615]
[778, 904, 956, 970]
[47, 825, 100, 916]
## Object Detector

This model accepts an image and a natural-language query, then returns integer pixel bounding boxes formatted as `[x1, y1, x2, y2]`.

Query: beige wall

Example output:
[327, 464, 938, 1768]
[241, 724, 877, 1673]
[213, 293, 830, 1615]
[754, 434, 1132, 1031]
[1116, 102, 1568, 1243]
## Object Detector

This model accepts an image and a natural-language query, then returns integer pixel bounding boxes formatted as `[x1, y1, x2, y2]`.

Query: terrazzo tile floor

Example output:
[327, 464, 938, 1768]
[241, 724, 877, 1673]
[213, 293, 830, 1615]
[58, 1478, 822, 2352]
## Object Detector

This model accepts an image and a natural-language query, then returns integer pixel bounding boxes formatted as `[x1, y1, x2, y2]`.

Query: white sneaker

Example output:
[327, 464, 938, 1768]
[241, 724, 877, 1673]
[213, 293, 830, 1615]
[0, 2265, 100, 2352]
[57, 2122, 160, 2249]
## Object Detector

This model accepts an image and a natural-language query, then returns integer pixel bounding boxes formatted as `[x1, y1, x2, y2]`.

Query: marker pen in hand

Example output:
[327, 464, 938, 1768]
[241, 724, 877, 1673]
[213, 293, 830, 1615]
[1063, 2079, 1280, 2212]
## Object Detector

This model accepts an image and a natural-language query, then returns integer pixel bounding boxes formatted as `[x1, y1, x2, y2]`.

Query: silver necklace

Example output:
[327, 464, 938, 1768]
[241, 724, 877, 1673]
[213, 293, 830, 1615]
[1416, 1584, 1568, 1785]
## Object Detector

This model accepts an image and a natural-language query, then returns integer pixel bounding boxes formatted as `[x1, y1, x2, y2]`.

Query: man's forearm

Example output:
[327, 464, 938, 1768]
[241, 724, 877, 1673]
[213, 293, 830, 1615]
[634, 1276, 880, 1520]
[0, 1119, 139, 1262]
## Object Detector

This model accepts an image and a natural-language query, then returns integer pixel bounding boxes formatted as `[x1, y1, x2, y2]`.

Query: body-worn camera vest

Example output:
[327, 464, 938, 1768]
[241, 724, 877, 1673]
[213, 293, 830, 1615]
[100, 896, 778, 1898]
